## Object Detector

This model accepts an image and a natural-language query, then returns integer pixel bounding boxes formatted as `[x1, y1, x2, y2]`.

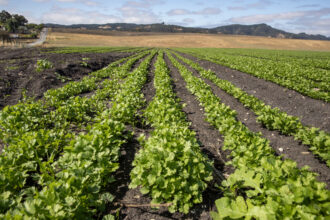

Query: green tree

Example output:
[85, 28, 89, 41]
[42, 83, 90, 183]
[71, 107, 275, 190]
[0, 10, 11, 25]
[26, 23, 38, 30]
[4, 14, 28, 33]
[13, 14, 28, 26]
[37, 23, 44, 31]
[5, 18, 16, 32]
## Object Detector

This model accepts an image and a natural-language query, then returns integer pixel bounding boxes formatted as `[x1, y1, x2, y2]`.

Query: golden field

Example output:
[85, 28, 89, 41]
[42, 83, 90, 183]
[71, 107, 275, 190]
[45, 30, 330, 51]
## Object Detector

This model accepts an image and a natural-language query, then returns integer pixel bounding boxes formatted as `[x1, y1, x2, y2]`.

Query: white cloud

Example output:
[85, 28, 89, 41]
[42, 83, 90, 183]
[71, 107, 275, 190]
[167, 7, 221, 16]
[228, 8, 330, 24]
[167, 9, 190, 16]
[183, 18, 194, 23]
[194, 8, 221, 15]
[297, 4, 320, 8]
[81, 0, 98, 6]
[228, 0, 273, 11]
[33, 0, 50, 2]
[227, 8, 330, 36]
[0, 0, 8, 5]
[248, 0, 273, 9]
[55, 0, 99, 6]
[42, 0, 164, 25]
[116, 0, 163, 24]
[43, 7, 121, 24]
[123, 0, 164, 9]
[118, 7, 160, 23]
[228, 6, 245, 11]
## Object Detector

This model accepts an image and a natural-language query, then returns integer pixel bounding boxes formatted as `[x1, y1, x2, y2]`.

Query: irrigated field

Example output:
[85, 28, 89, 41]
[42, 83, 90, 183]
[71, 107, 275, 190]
[0, 47, 329, 219]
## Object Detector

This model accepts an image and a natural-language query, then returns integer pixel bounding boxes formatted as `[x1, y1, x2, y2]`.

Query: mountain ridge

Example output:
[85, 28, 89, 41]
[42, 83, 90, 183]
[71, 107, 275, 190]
[45, 23, 330, 41]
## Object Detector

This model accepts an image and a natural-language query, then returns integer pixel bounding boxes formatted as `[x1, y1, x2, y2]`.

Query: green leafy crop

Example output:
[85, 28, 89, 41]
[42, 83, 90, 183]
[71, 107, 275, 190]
[173, 51, 330, 167]
[167, 51, 330, 219]
[130, 51, 213, 213]
[36, 59, 53, 72]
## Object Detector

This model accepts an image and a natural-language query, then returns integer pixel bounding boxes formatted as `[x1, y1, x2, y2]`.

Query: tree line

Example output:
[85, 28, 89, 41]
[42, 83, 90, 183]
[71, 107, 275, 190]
[0, 10, 43, 34]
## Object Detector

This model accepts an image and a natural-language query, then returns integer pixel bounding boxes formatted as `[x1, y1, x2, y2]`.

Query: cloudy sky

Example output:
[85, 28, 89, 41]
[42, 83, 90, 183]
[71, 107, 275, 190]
[1, 0, 330, 36]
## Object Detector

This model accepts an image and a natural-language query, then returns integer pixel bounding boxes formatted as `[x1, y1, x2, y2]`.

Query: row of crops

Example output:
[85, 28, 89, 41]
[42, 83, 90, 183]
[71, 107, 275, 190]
[176, 48, 330, 102]
[0, 48, 329, 219]
[167, 51, 329, 219]
[0, 49, 153, 218]
[171, 51, 330, 166]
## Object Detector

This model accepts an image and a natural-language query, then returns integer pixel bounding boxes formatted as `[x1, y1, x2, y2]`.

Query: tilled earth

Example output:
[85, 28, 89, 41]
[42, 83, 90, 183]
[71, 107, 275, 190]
[171, 53, 330, 188]
[0, 48, 329, 219]
[0, 47, 133, 109]
[110, 53, 330, 219]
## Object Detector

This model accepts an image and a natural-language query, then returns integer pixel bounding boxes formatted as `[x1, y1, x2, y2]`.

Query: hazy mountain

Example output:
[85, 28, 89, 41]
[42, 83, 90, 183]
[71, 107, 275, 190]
[211, 23, 330, 40]
[45, 23, 330, 41]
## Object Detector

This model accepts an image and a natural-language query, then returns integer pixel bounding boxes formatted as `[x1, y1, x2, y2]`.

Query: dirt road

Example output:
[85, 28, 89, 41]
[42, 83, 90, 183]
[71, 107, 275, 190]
[27, 28, 48, 47]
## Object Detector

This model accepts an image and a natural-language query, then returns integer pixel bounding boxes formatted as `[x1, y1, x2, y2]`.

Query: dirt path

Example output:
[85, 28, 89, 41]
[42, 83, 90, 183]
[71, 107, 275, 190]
[179, 52, 330, 133]
[27, 28, 48, 47]
[172, 54, 330, 188]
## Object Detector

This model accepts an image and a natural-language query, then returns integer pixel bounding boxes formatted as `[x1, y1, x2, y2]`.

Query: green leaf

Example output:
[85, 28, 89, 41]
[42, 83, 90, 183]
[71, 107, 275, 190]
[24, 201, 36, 215]
[140, 187, 150, 194]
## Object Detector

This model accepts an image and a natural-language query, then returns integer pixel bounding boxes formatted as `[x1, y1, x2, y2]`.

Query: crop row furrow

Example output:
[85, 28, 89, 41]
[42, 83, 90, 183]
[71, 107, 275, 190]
[167, 52, 329, 219]
[0, 52, 146, 146]
[172, 52, 330, 167]
[221, 50, 330, 80]
[45, 51, 149, 106]
[130, 51, 213, 213]
[0, 51, 153, 216]
[177, 48, 330, 102]
[1, 50, 157, 219]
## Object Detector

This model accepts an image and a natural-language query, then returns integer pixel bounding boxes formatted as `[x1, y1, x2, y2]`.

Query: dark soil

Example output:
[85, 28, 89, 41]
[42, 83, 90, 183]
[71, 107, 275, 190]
[164, 54, 234, 176]
[0, 47, 133, 109]
[178, 52, 330, 133]
[78, 51, 149, 99]
[108, 54, 182, 220]
[173, 53, 330, 189]
[108, 54, 226, 219]
[2, 47, 328, 218]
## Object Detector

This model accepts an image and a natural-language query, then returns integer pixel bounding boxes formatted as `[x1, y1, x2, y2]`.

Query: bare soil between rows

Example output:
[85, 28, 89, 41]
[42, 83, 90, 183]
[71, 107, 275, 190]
[108, 54, 231, 219]
[171, 53, 330, 188]
[178, 52, 330, 133]
[1, 49, 329, 218]
[0, 47, 133, 109]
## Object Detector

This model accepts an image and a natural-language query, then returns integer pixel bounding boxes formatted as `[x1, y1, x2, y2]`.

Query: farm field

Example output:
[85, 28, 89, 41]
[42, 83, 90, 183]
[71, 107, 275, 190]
[0, 47, 145, 109]
[45, 30, 330, 51]
[0, 47, 329, 219]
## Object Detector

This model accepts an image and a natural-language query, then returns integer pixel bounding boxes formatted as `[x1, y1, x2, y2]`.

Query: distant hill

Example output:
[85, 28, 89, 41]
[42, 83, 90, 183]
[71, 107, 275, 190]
[211, 24, 330, 41]
[45, 23, 330, 41]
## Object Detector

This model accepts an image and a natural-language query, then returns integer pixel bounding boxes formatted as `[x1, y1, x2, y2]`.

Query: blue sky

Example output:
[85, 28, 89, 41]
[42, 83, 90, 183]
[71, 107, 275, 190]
[1, 0, 330, 36]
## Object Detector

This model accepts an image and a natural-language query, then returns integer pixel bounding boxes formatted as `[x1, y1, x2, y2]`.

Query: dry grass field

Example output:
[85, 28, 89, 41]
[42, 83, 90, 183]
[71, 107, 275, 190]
[45, 30, 330, 51]
[0, 39, 35, 47]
